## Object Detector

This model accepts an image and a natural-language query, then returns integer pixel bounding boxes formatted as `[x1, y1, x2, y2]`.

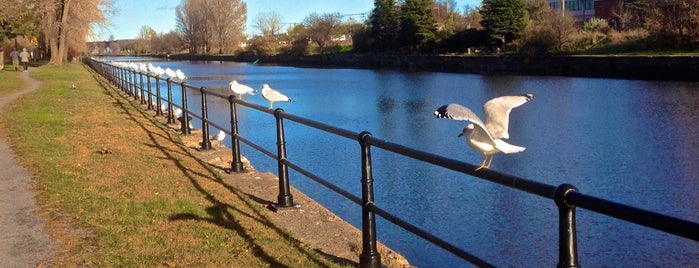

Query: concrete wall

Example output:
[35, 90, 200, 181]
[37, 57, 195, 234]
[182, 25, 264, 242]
[170, 54, 699, 81]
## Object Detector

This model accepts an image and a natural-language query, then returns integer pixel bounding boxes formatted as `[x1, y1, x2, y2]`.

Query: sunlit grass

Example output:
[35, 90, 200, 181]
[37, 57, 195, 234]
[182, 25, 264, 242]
[0, 63, 347, 267]
[0, 68, 25, 96]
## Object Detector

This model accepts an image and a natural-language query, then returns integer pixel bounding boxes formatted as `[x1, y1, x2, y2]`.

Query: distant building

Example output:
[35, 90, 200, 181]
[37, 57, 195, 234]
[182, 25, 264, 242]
[548, 0, 597, 22]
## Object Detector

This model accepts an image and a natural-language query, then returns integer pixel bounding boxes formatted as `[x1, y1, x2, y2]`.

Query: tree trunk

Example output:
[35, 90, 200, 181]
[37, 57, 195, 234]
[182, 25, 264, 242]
[49, 0, 71, 65]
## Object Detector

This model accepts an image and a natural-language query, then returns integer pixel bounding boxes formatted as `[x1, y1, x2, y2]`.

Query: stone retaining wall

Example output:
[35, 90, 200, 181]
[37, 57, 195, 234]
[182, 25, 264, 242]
[169, 54, 699, 81]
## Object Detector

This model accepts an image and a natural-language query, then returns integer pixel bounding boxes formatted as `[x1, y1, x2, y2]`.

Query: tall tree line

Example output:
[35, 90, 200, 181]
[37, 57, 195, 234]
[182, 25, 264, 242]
[175, 0, 246, 54]
[0, 0, 111, 65]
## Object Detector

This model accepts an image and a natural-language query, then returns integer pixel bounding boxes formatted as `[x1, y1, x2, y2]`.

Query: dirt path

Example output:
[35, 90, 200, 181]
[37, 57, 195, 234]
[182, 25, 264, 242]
[0, 70, 52, 267]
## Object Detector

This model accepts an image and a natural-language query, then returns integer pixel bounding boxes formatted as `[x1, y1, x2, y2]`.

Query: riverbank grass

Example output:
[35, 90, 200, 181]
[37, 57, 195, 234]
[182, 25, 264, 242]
[0, 63, 347, 267]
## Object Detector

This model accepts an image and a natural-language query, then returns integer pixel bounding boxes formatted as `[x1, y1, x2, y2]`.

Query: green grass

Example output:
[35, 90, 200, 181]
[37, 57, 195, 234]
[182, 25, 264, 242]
[0, 63, 348, 267]
[0, 67, 25, 96]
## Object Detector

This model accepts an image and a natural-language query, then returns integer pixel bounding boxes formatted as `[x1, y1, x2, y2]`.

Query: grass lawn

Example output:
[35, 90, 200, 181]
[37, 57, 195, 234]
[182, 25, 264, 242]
[0, 63, 347, 267]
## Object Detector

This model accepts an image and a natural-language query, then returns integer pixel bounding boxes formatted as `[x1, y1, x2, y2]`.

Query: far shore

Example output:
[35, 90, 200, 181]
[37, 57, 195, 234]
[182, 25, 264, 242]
[150, 53, 699, 82]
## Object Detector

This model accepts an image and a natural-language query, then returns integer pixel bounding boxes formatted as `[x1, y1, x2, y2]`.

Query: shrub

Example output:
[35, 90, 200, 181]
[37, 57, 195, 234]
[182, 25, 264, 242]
[583, 17, 611, 34]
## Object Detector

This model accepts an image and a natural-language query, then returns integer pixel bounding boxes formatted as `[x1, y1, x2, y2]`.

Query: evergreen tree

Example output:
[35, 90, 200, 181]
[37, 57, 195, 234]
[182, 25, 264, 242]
[480, 0, 527, 48]
[368, 0, 400, 52]
[399, 0, 438, 53]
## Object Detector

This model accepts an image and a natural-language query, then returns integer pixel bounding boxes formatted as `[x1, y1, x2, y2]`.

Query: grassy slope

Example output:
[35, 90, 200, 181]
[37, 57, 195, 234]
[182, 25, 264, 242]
[0, 64, 345, 267]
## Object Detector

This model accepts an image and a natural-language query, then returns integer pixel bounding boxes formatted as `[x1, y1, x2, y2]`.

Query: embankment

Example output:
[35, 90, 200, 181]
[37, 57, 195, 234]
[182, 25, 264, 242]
[169, 53, 699, 81]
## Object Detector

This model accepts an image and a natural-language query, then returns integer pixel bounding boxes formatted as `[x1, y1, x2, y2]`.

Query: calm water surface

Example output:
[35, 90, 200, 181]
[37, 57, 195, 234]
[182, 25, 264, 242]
[113, 57, 698, 267]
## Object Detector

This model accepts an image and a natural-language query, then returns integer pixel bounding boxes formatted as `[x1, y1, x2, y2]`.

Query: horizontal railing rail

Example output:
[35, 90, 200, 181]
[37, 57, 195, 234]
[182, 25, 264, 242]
[86, 58, 699, 268]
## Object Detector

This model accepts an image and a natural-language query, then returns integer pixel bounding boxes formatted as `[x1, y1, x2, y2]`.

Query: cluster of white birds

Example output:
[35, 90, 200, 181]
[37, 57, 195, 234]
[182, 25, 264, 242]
[229, 80, 293, 109]
[435, 94, 534, 170]
[111, 61, 187, 82]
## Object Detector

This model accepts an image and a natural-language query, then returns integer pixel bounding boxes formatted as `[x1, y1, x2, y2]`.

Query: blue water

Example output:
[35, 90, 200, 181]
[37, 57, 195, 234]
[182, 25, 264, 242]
[106, 57, 699, 267]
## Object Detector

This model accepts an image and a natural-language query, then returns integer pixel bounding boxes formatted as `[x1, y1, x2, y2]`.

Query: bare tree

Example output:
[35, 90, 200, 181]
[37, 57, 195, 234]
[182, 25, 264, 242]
[254, 11, 282, 37]
[304, 12, 342, 53]
[37, 0, 111, 64]
[136, 26, 156, 53]
[202, 0, 246, 54]
[177, 0, 246, 54]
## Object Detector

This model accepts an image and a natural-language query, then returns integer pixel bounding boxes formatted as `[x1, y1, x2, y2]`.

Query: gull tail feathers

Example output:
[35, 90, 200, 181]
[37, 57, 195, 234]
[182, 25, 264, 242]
[494, 139, 526, 154]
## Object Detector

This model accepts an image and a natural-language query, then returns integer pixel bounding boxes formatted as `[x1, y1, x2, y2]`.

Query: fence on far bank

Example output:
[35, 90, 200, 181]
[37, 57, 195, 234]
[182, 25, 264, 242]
[85, 58, 699, 268]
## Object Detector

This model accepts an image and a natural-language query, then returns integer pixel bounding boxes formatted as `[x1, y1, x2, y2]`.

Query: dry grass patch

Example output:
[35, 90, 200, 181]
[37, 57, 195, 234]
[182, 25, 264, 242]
[0, 63, 350, 267]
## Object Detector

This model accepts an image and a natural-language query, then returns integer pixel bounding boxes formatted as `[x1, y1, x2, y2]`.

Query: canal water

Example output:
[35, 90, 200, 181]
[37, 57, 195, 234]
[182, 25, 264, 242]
[110, 57, 698, 267]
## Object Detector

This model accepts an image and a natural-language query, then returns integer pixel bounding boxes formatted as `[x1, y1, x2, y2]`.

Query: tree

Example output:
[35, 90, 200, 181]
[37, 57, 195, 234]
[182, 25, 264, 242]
[37, 0, 112, 64]
[399, 0, 438, 53]
[368, 0, 400, 52]
[303, 12, 342, 53]
[176, 0, 246, 54]
[646, 0, 699, 47]
[254, 11, 282, 37]
[480, 0, 527, 48]
[135, 26, 156, 53]
[0, 0, 37, 44]
[151, 31, 183, 54]
[203, 0, 246, 54]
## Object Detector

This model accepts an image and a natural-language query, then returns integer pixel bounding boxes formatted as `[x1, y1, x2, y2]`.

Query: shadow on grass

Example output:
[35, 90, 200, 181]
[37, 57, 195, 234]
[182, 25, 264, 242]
[84, 65, 357, 267]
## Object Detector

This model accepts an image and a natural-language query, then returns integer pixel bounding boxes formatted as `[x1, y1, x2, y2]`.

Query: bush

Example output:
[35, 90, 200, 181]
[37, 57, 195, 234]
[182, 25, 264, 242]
[583, 17, 611, 34]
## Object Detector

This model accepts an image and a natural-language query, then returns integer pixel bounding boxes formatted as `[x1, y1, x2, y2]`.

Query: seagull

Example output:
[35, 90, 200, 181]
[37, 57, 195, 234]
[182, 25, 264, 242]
[173, 108, 183, 118]
[434, 94, 534, 170]
[164, 68, 176, 79]
[261, 83, 292, 109]
[212, 130, 225, 143]
[175, 69, 187, 82]
[229, 80, 255, 99]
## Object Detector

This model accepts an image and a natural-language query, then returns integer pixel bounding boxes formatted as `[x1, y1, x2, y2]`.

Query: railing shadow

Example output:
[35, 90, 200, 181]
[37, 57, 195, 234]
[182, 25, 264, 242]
[86, 59, 699, 268]
[85, 64, 353, 267]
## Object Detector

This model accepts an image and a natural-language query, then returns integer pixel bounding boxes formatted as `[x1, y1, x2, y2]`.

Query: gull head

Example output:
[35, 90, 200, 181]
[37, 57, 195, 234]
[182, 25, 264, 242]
[458, 124, 475, 138]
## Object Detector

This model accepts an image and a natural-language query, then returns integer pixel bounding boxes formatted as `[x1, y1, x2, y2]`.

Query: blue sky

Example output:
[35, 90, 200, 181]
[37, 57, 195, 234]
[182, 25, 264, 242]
[98, 0, 481, 41]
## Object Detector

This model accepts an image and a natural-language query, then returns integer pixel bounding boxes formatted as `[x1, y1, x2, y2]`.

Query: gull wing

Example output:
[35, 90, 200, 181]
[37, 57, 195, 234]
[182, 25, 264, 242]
[482, 94, 533, 139]
[434, 103, 485, 126]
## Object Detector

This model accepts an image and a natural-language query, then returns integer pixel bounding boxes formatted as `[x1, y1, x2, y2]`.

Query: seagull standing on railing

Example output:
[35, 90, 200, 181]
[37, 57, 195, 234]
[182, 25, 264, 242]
[229, 80, 255, 100]
[261, 83, 292, 109]
[175, 69, 187, 82]
[434, 94, 534, 170]
[164, 68, 176, 79]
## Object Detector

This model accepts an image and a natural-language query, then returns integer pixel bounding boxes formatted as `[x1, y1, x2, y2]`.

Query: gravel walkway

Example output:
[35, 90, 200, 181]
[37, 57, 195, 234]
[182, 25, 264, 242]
[0, 69, 52, 267]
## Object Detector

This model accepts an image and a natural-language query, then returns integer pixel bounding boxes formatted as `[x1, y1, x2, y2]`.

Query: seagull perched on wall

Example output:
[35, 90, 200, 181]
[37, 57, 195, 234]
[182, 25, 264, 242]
[212, 130, 226, 144]
[434, 94, 534, 170]
[261, 83, 292, 109]
[229, 80, 255, 99]
[173, 108, 183, 118]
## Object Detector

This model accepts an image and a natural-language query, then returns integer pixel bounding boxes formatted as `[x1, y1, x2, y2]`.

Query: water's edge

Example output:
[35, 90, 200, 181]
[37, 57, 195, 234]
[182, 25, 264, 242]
[167, 53, 699, 81]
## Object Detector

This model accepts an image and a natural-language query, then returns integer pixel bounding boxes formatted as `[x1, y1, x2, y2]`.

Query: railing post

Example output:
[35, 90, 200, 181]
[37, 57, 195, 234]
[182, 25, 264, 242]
[137, 72, 143, 101]
[358, 131, 381, 268]
[274, 108, 294, 207]
[155, 76, 163, 116]
[554, 184, 580, 268]
[166, 78, 175, 124]
[131, 70, 137, 97]
[228, 96, 244, 172]
[180, 83, 191, 135]
[147, 75, 154, 110]
[140, 73, 147, 105]
[200, 87, 212, 150]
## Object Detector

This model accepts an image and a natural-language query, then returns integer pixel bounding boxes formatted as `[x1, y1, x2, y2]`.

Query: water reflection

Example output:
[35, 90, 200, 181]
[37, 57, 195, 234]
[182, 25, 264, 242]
[107, 57, 698, 267]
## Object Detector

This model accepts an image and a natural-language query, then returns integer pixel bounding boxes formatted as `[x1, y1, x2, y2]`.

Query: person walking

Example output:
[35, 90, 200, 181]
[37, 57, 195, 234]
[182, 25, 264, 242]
[0, 48, 4, 71]
[19, 48, 30, 72]
[10, 48, 20, 71]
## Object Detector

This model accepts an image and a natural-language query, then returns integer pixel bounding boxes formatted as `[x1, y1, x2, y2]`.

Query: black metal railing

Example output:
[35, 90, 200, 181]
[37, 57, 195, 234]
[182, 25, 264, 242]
[85, 58, 699, 268]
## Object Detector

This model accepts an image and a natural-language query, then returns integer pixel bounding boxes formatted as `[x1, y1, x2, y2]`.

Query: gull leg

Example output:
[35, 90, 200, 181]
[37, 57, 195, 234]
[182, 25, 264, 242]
[485, 154, 494, 169]
[269, 102, 273, 109]
[475, 154, 488, 171]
